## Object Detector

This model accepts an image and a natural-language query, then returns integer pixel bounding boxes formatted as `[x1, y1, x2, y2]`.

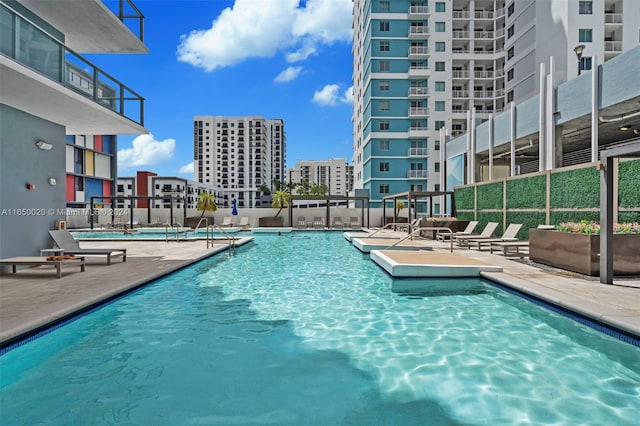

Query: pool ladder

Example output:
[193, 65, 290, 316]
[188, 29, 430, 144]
[211, 224, 236, 256]
[193, 218, 215, 248]
[384, 226, 454, 253]
[165, 222, 188, 243]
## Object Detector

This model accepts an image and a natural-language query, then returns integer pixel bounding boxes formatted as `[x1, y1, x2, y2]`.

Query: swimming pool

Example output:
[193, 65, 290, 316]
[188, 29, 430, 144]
[1, 233, 638, 425]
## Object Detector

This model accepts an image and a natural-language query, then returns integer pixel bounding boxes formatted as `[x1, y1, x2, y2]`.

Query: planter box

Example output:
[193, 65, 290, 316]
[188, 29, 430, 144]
[258, 216, 284, 227]
[529, 229, 640, 276]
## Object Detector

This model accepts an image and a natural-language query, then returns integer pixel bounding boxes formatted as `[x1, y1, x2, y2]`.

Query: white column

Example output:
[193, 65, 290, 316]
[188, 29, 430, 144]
[591, 56, 599, 162]
[539, 62, 546, 171]
[488, 114, 494, 180]
[544, 56, 556, 170]
[510, 102, 516, 176]
[470, 108, 476, 184]
[466, 110, 472, 183]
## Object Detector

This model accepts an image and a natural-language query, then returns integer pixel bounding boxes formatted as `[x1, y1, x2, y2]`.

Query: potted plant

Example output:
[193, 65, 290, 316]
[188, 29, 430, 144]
[530, 220, 640, 275]
[258, 189, 290, 227]
[185, 193, 217, 228]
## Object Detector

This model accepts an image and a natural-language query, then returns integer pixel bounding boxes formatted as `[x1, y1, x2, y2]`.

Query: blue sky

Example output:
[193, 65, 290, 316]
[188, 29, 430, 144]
[95, 0, 354, 178]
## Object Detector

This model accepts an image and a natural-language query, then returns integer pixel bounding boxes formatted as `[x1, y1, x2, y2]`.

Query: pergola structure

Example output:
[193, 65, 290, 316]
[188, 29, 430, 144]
[89, 195, 185, 229]
[381, 191, 456, 224]
[599, 140, 640, 284]
[287, 195, 371, 229]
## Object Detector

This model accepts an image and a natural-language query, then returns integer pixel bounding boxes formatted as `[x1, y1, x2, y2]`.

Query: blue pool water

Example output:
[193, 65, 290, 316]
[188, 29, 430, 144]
[1, 233, 639, 425]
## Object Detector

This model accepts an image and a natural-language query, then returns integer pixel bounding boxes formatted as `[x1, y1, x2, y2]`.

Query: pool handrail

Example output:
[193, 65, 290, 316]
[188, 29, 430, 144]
[384, 227, 454, 252]
[210, 225, 236, 255]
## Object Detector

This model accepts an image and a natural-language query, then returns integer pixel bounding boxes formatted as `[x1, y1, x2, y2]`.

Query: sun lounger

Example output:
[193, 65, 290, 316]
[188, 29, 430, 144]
[490, 241, 530, 257]
[0, 256, 85, 278]
[49, 230, 126, 265]
[453, 222, 499, 247]
[349, 216, 361, 229]
[436, 220, 478, 241]
[296, 217, 307, 229]
[333, 217, 344, 229]
[221, 217, 233, 226]
[238, 217, 251, 229]
[466, 224, 523, 250]
[312, 217, 324, 229]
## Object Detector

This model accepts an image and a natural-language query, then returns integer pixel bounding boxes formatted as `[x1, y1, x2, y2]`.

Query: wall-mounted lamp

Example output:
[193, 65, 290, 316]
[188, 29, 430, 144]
[574, 44, 586, 75]
[26, 183, 36, 190]
[48, 177, 57, 186]
[619, 125, 630, 131]
[36, 140, 53, 150]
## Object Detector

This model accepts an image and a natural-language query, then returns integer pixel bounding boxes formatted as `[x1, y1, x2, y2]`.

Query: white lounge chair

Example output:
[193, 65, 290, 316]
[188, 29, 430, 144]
[453, 222, 499, 247]
[436, 220, 479, 242]
[49, 230, 126, 265]
[467, 223, 523, 250]
[312, 217, 324, 229]
[221, 217, 233, 226]
[333, 217, 344, 229]
[238, 217, 250, 229]
[296, 217, 307, 229]
[349, 216, 361, 229]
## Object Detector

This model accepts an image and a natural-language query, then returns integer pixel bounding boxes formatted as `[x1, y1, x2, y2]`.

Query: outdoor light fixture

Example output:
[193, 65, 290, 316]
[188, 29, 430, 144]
[48, 177, 57, 186]
[574, 44, 586, 75]
[619, 125, 630, 131]
[35, 140, 53, 150]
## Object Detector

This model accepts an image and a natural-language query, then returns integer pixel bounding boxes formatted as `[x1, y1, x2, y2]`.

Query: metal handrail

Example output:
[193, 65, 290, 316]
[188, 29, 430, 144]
[384, 227, 454, 252]
[212, 225, 236, 256]
[165, 222, 184, 242]
[193, 218, 211, 248]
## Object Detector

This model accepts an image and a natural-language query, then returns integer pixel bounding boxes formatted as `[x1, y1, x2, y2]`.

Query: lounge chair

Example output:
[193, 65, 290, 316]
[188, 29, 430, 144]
[349, 216, 361, 229]
[296, 217, 307, 229]
[466, 223, 523, 250]
[436, 220, 478, 242]
[333, 217, 344, 229]
[49, 230, 126, 265]
[238, 217, 251, 229]
[453, 222, 499, 247]
[221, 217, 233, 227]
[312, 217, 324, 229]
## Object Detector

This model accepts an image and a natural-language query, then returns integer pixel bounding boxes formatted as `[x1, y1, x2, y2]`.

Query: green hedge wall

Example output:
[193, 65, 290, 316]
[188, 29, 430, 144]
[506, 175, 546, 209]
[618, 212, 640, 223]
[550, 211, 600, 224]
[618, 159, 640, 208]
[454, 186, 475, 210]
[506, 211, 547, 240]
[477, 212, 503, 235]
[550, 167, 599, 208]
[456, 211, 475, 221]
[477, 182, 503, 210]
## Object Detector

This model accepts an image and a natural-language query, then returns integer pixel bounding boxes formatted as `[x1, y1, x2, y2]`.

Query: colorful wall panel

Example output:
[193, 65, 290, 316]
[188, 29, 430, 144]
[94, 135, 103, 152]
[66, 174, 75, 202]
[85, 151, 94, 176]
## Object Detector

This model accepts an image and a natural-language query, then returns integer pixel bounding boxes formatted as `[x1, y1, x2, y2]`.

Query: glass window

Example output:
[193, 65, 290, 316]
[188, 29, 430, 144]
[435, 162, 440, 172]
[435, 2, 445, 12]
[507, 69, 514, 81]
[507, 91, 514, 102]
[507, 47, 515, 59]
[379, 80, 390, 91]
[435, 121, 445, 130]
[579, 1, 592, 14]
[435, 42, 446, 52]
[379, 140, 390, 150]
[435, 61, 445, 71]
[435, 81, 445, 92]
[579, 29, 592, 42]
[379, 21, 390, 32]
[435, 101, 445, 111]
[379, 100, 390, 111]
[379, 121, 390, 131]
[379, 1, 390, 12]
[507, 3, 515, 16]
[379, 60, 390, 71]
[434, 140, 440, 151]
[379, 184, 390, 194]
[507, 25, 514, 38]
[435, 22, 445, 32]
[379, 41, 389, 52]
[379, 162, 390, 172]
[580, 57, 592, 72]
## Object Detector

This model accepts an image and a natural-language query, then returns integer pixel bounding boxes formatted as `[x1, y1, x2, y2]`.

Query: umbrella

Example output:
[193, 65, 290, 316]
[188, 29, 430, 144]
[231, 198, 238, 216]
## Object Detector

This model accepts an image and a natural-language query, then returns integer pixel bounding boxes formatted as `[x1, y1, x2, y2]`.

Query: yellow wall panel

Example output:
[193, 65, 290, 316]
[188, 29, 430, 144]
[85, 151, 94, 176]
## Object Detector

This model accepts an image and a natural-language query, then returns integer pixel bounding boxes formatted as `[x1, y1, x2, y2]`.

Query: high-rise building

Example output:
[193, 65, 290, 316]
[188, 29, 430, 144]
[0, 0, 147, 258]
[287, 158, 353, 196]
[352, 0, 639, 211]
[193, 116, 286, 208]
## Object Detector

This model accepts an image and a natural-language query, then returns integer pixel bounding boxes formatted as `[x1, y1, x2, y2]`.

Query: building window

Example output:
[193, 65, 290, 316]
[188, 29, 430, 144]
[435, 81, 445, 92]
[379, 100, 390, 111]
[379, 21, 390, 32]
[507, 69, 514, 81]
[435, 2, 445, 12]
[507, 90, 514, 102]
[435, 120, 445, 130]
[379, 60, 390, 71]
[379, 184, 390, 194]
[580, 57, 592, 72]
[379, 0, 390, 12]
[507, 47, 515, 60]
[379, 80, 390, 91]
[435, 22, 445, 32]
[380, 41, 390, 52]
[434, 162, 440, 172]
[435, 41, 446, 52]
[379, 121, 390, 131]
[579, 29, 592, 42]
[379, 162, 390, 172]
[434, 140, 440, 151]
[435, 61, 445, 71]
[74, 176, 84, 191]
[435, 101, 445, 111]
[507, 3, 515, 17]
[507, 25, 514, 39]
[579, 1, 592, 14]
[435, 184, 441, 192]
[379, 140, 390, 150]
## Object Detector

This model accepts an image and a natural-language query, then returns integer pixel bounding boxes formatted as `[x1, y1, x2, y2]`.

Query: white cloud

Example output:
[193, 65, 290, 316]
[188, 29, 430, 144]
[178, 162, 194, 174]
[274, 66, 303, 83]
[177, 0, 352, 71]
[312, 84, 353, 106]
[117, 134, 175, 168]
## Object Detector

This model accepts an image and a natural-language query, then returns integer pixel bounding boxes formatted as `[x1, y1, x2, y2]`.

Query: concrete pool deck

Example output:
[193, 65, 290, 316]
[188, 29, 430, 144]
[1, 234, 639, 347]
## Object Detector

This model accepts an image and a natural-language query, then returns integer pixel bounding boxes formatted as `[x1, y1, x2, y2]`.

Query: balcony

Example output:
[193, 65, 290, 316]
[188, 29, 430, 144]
[408, 46, 429, 59]
[474, 31, 494, 39]
[473, 90, 495, 98]
[453, 30, 471, 39]
[408, 107, 429, 117]
[408, 170, 428, 179]
[605, 41, 623, 52]
[408, 87, 429, 97]
[452, 70, 470, 79]
[408, 127, 429, 138]
[452, 10, 470, 19]
[452, 90, 470, 98]
[408, 26, 429, 39]
[408, 5, 429, 17]
[605, 12, 623, 24]
[408, 148, 428, 157]
[408, 65, 429, 78]
[0, 3, 146, 134]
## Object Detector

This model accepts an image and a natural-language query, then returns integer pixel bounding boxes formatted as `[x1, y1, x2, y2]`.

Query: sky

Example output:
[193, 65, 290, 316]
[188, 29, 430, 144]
[95, 0, 354, 178]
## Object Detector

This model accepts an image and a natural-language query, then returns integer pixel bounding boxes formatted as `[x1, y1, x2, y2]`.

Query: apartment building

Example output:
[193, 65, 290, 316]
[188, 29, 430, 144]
[193, 116, 286, 208]
[352, 0, 639, 211]
[0, 0, 147, 258]
[287, 158, 354, 196]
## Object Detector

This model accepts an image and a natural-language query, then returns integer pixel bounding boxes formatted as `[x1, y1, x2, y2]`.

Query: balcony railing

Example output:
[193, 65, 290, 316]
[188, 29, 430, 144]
[604, 13, 623, 24]
[114, 0, 145, 43]
[408, 87, 429, 96]
[453, 30, 470, 39]
[474, 90, 494, 98]
[452, 10, 470, 19]
[453, 70, 470, 78]
[408, 170, 428, 178]
[409, 107, 429, 117]
[605, 41, 623, 52]
[452, 90, 470, 98]
[1, 3, 144, 126]
[408, 148, 428, 157]
[409, 46, 429, 56]
[409, 26, 430, 37]
[408, 5, 429, 15]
